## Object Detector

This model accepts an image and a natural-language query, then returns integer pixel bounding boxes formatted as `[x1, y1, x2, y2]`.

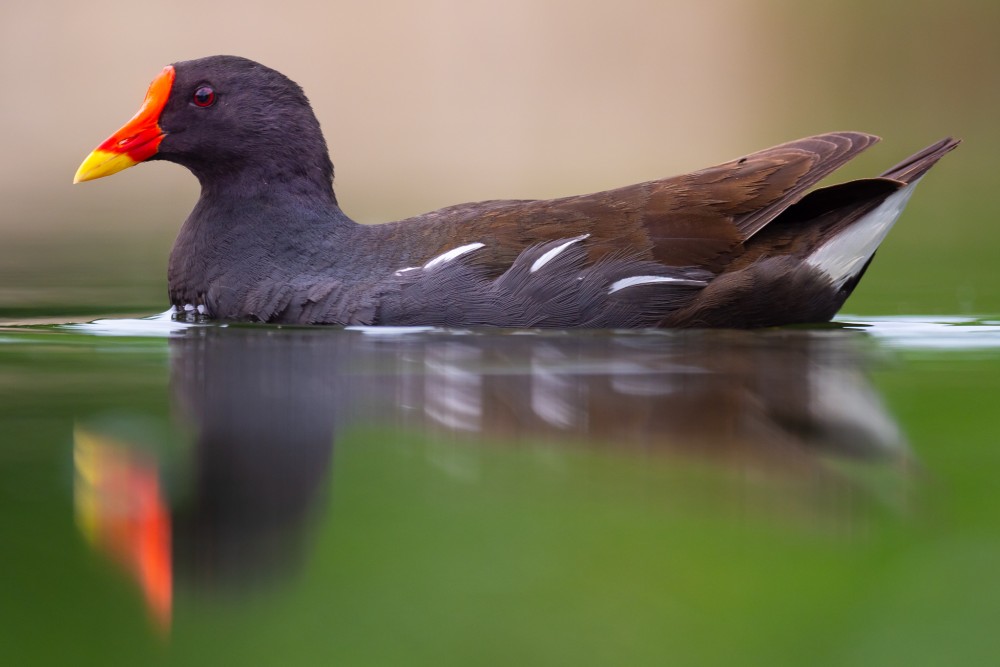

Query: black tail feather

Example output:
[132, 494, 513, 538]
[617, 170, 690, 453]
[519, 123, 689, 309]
[880, 137, 960, 183]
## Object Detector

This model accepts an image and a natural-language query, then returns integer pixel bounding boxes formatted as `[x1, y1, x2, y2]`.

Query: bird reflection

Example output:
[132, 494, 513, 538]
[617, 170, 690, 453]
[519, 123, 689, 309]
[74, 324, 910, 629]
[372, 329, 908, 472]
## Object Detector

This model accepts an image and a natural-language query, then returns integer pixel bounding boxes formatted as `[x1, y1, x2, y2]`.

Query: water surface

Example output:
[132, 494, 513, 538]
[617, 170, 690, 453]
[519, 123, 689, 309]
[1, 315, 998, 665]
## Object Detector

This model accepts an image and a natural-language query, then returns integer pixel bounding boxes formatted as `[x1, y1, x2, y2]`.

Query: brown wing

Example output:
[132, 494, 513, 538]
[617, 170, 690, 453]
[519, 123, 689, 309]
[374, 131, 880, 274]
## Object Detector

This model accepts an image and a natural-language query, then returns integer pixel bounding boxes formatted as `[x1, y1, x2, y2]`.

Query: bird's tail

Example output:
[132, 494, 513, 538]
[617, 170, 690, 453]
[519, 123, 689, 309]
[803, 137, 959, 290]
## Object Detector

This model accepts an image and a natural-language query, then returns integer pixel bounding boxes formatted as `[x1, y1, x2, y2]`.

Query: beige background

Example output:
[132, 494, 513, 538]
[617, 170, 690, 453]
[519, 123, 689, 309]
[1, 0, 997, 311]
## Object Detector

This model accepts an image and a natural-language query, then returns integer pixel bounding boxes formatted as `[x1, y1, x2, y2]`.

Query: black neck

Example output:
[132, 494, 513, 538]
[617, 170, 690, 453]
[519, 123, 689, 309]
[170, 151, 340, 209]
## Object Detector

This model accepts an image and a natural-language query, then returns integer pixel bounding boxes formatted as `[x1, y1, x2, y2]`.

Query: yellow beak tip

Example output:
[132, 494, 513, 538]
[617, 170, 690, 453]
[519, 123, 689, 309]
[73, 149, 138, 184]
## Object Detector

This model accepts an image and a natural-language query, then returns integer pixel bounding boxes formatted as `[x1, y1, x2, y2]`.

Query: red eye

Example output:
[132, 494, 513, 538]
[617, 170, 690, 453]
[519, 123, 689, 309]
[193, 86, 215, 107]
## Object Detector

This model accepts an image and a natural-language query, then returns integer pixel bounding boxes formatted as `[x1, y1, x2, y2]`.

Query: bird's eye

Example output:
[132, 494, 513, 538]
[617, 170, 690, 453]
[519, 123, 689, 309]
[192, 86, 216, 107]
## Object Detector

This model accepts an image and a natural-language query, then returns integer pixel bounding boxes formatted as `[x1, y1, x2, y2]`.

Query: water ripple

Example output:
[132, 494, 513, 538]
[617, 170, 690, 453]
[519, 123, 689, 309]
[51, 311, 1000, 352]
[839, 315, 1000, 350]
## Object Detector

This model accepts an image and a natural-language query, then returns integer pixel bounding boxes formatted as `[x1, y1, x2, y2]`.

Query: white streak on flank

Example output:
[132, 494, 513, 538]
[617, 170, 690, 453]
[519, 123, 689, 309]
[423, 242, 485, 270]
[393, 266, 420, 276]
[806, 180, 920, 288]
[608, 275, 708, 294]
[530, 234, 590, 273]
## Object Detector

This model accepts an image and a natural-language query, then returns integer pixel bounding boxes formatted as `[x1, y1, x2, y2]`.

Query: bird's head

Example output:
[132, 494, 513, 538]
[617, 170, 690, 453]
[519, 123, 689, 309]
[74, 56, 334, 191]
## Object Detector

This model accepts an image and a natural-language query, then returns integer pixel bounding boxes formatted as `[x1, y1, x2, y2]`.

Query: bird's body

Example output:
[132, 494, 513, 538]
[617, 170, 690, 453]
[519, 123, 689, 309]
[75, 56, 958, 328]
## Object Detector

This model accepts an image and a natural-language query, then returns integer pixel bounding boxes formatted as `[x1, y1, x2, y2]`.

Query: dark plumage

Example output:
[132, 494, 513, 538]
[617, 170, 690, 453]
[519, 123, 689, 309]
[75, 55, 959, 328]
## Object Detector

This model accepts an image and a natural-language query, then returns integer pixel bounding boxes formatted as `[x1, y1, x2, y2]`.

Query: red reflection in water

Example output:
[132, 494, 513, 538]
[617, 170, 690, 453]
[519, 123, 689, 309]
[73, 427, 172, 632]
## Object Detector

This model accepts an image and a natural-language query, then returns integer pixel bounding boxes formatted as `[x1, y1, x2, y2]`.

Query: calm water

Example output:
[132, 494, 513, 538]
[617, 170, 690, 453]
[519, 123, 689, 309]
[1, 313, 999, 665]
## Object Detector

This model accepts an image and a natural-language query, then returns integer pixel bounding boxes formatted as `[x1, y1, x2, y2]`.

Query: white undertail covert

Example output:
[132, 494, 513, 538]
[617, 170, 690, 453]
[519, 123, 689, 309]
[805, 179, 921, 289]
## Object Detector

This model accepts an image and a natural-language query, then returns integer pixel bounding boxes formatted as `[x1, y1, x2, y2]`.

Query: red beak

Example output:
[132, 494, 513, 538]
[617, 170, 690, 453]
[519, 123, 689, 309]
[73, 66, 175, 183]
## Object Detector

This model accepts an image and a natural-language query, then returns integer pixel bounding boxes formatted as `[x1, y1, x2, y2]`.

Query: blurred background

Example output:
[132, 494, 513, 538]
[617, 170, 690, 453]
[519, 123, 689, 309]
[0, 0, 997, 318]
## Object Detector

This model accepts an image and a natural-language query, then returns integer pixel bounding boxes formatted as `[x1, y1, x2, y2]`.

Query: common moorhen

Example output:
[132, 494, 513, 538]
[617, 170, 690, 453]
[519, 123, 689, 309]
[74, 55, 958, 328]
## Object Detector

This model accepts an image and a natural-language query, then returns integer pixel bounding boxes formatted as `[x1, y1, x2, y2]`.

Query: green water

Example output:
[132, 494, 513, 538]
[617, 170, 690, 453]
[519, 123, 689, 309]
[1, 315, 998, 666]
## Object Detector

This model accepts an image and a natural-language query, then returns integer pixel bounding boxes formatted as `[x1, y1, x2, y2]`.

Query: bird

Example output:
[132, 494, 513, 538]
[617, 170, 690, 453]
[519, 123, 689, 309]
[74, 55, 958, 328]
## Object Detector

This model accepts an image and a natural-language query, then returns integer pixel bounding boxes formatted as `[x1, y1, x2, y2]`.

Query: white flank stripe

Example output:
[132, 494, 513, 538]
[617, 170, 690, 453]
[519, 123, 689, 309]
[608, 275, 707, 294]
[805, 180, 919, 288]
[423, 242, 485, 270]
[393, 266, 420, 276]
[530, 234, 590, 273]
